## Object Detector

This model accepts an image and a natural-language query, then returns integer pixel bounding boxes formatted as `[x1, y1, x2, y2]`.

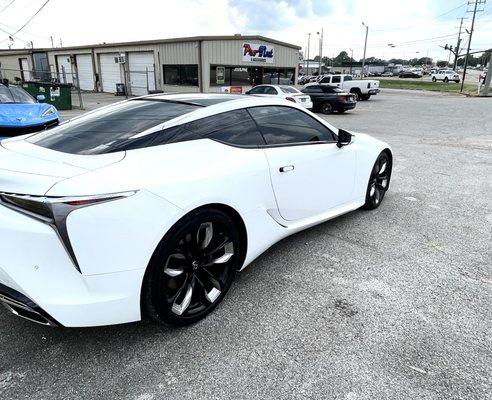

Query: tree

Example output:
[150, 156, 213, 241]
[436, 60, 448, 67]
[417, 57, 432, 65]
[388, 58, 408, 65]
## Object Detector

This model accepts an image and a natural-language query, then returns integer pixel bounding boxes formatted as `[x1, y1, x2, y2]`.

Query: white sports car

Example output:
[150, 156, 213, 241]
[0, 94, 392, 327]
[246, 84, 313, 109]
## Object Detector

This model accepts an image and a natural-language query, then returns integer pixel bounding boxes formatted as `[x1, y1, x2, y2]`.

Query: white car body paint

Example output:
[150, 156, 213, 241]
[0, 94, 391, 327]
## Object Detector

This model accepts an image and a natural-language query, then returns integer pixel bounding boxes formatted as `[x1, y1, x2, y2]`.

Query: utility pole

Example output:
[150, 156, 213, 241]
[317, 29, 323, 76]
[361, 22, 369, 77]
[461, 0, 485, 92]
[454, 18, 464, 69]
[306, 33, 311, 75]
[349, 48, 354, 74]
[50, 36, 54, 48]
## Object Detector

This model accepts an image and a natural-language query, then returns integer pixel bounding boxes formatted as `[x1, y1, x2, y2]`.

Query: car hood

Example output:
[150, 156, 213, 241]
[0, 137, 125, 195]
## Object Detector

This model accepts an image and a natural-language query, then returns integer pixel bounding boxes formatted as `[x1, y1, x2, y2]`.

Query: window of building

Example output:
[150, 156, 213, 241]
[247, 106, 336, 145]
[163, 64, 198, 86]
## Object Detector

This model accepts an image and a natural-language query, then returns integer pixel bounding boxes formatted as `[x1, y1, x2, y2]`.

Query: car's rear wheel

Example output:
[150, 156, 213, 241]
[351, 89, 362, 101]
[142, 209, 240, 325]
[360, 94, 371, 101]
[444, 77, 449, 83]
[363, 152, 392, 210]
[321, 102, 333, 114]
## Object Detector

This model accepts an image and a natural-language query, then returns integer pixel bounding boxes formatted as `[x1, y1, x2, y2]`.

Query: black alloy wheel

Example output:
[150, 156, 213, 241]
[363, 152, 392, 210]
[142, 209, 240, 325]
[321, 102, 333, 114]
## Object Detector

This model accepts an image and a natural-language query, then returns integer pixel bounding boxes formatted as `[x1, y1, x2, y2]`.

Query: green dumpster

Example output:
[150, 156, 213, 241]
[22, 82, 72, 110]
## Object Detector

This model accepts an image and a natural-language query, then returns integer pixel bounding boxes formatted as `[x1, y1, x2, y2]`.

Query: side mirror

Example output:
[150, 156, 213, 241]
[36, 94, 46, 102]
[245, 90, 251, 95]
[337, 129, 352, 148]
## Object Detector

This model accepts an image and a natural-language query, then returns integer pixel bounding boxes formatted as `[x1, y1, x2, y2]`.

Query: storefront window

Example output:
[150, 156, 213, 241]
[209, 66, 296, 87]
[163, 64, 198, 86]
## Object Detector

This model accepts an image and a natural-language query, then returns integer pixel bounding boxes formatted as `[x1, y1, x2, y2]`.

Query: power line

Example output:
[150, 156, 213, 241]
[372, 2, 467, 32]
[0, 0, 50, 44]
[0, 0, 16, 14]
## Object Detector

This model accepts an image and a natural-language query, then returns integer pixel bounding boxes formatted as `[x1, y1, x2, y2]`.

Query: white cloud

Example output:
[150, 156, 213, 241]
[1, 0, 491, 62]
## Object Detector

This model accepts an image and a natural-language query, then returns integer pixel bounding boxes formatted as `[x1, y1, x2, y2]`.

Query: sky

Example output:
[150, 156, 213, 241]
[0, 0, 491, 62]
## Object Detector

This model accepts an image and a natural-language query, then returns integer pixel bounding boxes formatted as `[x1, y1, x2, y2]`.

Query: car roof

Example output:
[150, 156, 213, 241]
[128, 92, 324, 139]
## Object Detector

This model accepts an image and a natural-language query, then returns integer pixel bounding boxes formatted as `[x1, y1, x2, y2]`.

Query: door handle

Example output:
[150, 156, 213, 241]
[279, 165, 295, 172]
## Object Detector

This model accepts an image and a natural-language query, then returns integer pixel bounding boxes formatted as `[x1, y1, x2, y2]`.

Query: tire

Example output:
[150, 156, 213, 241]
[337, 109, 346, 114]
[351, 89, 362, 101]
[363, 152, 392, 210]
[360, 94, 371, 101]
[321, 102, 333, 114]
[444, 77, 449, 83]
[432, 77, 437, 82]
[142, 208, 240, 326]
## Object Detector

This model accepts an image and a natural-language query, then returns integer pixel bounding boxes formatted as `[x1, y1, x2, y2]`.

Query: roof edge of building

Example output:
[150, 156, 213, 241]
[0, 35, 302, 54]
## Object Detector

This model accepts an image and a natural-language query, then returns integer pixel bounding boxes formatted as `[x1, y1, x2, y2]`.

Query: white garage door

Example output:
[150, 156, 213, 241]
[57, 55, 73, 84]
[128, 52, 156, 95]
[100, 53, 121, 93]
[75, 54, 94, 91]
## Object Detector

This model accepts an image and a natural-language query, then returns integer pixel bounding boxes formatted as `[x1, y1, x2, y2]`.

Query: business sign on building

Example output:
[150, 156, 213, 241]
[242, 43, 274, 63]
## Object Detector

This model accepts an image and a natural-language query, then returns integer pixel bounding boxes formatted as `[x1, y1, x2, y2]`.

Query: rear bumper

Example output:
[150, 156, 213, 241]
[298, 100, 313, 109]
[0, 283, 60, 326]
[0, 119, 59, 137]
[0, 191, 183, 327]
[343, 103, 357, 110]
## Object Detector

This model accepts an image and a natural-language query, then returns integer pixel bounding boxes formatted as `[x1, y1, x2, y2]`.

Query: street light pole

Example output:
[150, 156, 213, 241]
[317, 29, 323, 76]
[306, 33, 311, 75]
[361, 22, 369, 77]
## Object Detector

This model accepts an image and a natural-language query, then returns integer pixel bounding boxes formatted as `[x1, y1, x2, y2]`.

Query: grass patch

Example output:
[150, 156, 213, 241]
[378, 79, 478, 95]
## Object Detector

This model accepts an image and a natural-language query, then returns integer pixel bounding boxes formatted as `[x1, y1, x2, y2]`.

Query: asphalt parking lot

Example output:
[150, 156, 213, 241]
[1, 90, 491, 400]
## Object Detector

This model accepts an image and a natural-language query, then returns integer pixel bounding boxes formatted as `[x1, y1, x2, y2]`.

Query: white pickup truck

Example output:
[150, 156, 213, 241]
[308, 74, 380, 100]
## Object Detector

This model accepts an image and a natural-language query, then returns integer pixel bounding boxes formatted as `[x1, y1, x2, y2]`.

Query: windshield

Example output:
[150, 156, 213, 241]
[27, 99, 201, 154]
[280, 86, 300, 94]
[0, 85, 36, 104]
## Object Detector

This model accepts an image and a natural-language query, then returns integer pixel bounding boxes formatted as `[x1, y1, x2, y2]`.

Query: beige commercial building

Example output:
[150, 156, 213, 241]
[0, 35, 301, 95]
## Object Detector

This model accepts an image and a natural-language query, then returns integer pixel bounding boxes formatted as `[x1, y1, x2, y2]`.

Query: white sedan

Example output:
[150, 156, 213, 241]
[0, 94, 392, 327]
[246, 84, 313, 109]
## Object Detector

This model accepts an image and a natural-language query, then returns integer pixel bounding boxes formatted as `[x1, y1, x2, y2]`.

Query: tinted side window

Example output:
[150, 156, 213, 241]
[187, 109, 265, 147]
[249, 86, 266, 94]
[264, 86, 278, 95]
[331, 76, 341, 83]
[247, 106, 336, 145]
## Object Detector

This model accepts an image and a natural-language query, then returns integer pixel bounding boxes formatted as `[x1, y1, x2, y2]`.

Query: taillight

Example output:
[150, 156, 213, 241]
[285, 97, 296, 102]
[337, 96, 346, 102]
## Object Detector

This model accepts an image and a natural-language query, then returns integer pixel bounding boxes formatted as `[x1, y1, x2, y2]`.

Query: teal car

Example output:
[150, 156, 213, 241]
[0, 83, 59, 138]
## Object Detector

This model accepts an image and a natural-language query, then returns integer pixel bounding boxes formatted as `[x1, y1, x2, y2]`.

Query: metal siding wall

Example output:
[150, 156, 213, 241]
[0, 54, 30, 81]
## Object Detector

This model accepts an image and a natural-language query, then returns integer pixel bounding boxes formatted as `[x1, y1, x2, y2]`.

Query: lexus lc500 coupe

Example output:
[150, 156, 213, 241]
[0, 94, 392, 328]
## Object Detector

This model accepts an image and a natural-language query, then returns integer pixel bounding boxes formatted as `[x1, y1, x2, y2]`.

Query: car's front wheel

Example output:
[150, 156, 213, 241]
[363, 152, 392, 210]
[432, 77, 437, 82]
[142, 209, 240, 325]
[444, 77, 449, 83]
